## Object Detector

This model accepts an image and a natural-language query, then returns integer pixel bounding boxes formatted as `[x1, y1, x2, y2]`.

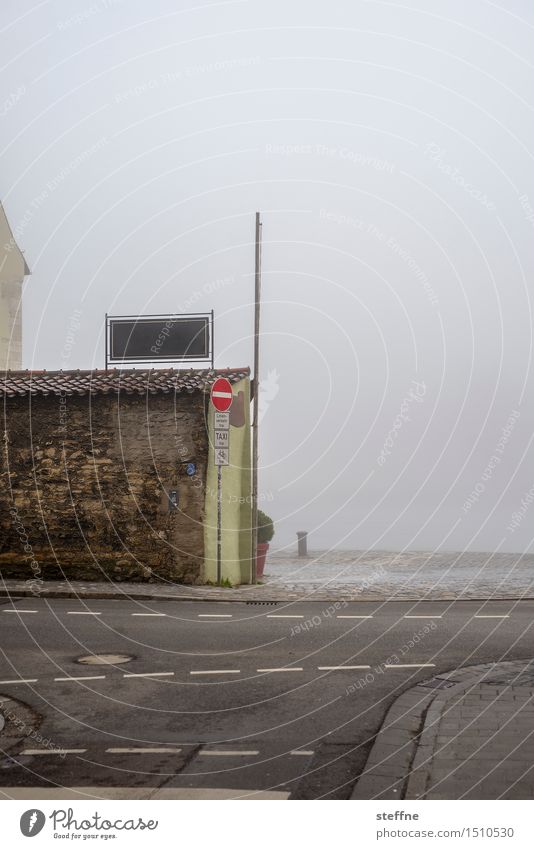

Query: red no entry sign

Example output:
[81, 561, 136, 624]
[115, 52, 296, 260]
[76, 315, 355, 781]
[210, 377, 234, 412]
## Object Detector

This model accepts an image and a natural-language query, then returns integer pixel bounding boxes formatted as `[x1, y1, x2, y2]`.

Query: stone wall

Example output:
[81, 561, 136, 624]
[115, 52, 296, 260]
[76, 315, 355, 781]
[0, 391, 209, 583]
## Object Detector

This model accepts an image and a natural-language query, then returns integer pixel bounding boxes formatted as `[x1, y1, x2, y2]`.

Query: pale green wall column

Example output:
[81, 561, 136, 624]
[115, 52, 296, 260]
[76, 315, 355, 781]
[0, 202, 30, 370]
[203, 376, 252, 585]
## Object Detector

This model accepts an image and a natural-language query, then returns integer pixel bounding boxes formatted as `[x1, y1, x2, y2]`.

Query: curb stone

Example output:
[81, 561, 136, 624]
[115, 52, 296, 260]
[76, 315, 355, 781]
[351, 660, 533, 800]
[1, 584, 533, 604]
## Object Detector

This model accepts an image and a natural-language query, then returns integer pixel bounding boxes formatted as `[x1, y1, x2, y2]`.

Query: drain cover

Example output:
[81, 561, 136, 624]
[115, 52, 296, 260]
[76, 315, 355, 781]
[77, 654, 133, 665]
[245, 601, 279, 606]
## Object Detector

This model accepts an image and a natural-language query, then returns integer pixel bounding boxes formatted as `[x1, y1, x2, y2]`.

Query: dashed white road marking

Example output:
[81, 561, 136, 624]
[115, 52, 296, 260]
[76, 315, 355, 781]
[21, 749, 86, 755]
[257, 668, 304, 673]
[198, 614, 233, 618]
[67, 612, 102, 616]
[199, 750, 259, 757]
[290, 750, 314, 756]
[474, 615, 510, 619]
[266, 615, 304, 619]
[190, 670, 241, 675]
[3, 610, 37, 614]
[336, 615, 373, 619]
[106, 747, 182, 754]
[0, 661, 445, 688]
[54, 676, 106, 682]
[123, 672, 174, 678]
[131, 613, 166, 617]
[404, 615, 443, 619]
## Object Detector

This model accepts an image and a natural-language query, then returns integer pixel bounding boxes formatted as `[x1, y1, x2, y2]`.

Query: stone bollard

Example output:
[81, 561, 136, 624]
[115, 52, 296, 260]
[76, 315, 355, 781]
[297, 531, 308, 557]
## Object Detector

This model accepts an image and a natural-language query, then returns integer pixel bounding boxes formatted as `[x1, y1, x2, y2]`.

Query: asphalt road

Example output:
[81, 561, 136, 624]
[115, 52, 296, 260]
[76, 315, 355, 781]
[1, 597, 533, 799]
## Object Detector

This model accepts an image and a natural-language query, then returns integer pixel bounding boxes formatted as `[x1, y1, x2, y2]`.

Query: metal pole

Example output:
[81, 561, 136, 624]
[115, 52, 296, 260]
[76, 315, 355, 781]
[105, 313, 108, 370]
[211, 309, 214, 370]
[217, 461, 222, 584]
[251, 212, 262, 583]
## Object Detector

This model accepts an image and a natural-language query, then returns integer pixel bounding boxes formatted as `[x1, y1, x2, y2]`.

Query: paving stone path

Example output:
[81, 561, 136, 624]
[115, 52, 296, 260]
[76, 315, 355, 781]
[352, 660, 534, 800]
[264, 550, 534, 599]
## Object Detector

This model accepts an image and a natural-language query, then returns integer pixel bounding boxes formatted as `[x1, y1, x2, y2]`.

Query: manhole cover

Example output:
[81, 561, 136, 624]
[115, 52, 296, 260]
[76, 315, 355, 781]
[77, 654, 133, 665]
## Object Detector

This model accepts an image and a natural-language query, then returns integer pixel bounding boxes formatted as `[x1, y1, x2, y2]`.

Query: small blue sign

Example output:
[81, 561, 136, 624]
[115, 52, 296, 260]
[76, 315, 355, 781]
[186, 463, 196, 476]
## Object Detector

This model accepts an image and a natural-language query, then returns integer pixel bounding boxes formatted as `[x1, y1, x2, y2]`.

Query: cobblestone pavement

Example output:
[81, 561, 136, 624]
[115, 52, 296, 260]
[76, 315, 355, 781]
[352, 660, 534, 800]
[1, 550, 533, 602]
[265, 550, 534, 599]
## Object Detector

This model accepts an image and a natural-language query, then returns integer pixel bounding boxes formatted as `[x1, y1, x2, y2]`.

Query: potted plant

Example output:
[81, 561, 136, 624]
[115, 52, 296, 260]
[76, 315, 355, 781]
[256, 509, 274, 579]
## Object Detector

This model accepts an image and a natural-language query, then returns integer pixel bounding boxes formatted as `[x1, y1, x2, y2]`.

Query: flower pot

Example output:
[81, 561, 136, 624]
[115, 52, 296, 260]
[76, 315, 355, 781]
[256, 542, 269, 579]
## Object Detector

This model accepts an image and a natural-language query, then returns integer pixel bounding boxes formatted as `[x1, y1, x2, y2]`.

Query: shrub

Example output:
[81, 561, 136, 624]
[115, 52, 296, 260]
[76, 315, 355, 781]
[257, 509, 275, 544]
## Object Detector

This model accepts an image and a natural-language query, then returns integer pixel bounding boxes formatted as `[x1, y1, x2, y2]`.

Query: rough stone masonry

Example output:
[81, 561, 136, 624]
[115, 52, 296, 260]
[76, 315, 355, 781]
[0, 371, 220, 584]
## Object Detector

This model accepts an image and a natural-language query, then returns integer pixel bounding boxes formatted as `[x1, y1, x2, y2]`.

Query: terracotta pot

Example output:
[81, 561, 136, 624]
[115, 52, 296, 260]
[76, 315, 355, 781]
[256, 542, 269, 579]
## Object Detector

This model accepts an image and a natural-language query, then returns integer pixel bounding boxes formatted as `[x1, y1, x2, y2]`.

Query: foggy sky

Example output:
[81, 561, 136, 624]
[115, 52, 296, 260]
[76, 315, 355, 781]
[2, 0, 534, 554]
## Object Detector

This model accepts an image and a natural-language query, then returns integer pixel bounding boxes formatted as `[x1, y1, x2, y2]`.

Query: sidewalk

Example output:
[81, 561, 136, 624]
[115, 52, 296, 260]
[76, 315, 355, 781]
[352, 659, 534, 800]
[1, 550, 534, 602]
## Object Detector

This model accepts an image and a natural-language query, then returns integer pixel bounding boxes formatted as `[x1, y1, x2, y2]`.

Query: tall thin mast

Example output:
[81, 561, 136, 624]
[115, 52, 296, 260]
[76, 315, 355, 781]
[251, 211, 262, 582]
